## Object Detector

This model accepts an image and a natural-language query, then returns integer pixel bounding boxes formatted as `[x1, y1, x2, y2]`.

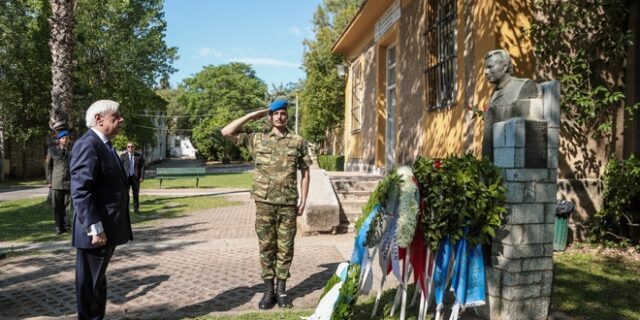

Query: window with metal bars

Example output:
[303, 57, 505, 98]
[424, 0, 457, 110]
[351, 63, 363, 131]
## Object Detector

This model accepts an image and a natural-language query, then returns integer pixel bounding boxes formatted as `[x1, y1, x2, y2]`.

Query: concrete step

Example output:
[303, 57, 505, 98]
[338, 199, 368, 214]
[333, 180, 380, 191]
[336, 192, 371, 202]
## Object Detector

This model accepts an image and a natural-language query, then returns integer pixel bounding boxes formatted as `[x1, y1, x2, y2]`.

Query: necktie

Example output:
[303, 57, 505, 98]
[106, 141, 120, 163]
[130, 154, 134, 176]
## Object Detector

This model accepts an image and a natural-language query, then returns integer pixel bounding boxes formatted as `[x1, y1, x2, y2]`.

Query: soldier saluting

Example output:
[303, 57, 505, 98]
[222, 99, 311, 310]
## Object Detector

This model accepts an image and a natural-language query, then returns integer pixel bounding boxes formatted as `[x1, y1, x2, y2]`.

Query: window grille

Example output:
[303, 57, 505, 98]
[425, 0, 457, 110]
[351, 63, 363, 131]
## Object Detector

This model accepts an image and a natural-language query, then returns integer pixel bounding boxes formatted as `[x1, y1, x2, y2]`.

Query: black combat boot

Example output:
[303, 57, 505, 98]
[275, 279, 293, 308]
[259, 279, 277, 310]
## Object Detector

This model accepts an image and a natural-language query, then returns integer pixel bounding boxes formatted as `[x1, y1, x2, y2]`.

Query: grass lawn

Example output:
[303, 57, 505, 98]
[141, 172, 252, 189]
[0, 178, 47, 189]
[0, 195, 238, 242]
[552, 249, 640, 320]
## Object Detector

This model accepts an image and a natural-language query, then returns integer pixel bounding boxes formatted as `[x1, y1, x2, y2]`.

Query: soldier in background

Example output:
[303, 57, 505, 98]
[46, 129, 72, 234]
[222, 99, 311, 310]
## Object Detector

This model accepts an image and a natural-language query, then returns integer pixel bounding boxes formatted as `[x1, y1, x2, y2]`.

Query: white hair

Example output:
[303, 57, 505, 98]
[85, 100, 120, 128]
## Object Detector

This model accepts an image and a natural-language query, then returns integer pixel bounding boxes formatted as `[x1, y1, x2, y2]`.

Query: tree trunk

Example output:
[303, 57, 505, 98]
[0, 125, 4, 182]
[49, 0, 75, 131]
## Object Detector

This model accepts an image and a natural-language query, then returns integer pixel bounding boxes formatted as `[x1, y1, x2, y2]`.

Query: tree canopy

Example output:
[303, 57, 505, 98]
[300, 0, 362, 147]
[0, 0, 176, 149]
[178, 62, 267, 160]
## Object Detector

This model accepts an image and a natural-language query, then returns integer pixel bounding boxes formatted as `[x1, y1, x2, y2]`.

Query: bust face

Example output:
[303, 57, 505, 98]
[484, 55, 509, 85]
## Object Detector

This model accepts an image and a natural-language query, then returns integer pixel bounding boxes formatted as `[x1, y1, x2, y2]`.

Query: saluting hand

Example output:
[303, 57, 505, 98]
[248, 108, 269, 121]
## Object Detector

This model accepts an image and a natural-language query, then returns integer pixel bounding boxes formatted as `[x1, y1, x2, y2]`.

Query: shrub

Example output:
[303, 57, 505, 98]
[589, 155, 640, 246]
[317, 155, 344, 171]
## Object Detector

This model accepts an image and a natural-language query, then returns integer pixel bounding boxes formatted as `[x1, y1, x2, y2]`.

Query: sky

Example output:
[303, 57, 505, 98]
[163, 0, 323, 89]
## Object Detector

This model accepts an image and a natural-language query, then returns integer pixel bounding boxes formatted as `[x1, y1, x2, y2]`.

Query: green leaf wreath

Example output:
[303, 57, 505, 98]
[413, 154, 507, 250]
[330, 264, 361, 320]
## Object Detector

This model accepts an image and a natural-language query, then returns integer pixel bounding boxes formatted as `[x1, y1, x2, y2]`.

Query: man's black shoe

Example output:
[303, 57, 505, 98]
[259, 279, 276, 310]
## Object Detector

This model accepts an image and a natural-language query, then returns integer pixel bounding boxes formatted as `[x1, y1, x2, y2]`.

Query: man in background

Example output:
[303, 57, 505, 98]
[46, 129, 72, 234]
[120, 141, 144, 214]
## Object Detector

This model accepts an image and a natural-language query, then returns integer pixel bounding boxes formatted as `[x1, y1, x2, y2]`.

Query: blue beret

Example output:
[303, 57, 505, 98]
[56, 130, 69, 139]
[269, 99, 288, 113]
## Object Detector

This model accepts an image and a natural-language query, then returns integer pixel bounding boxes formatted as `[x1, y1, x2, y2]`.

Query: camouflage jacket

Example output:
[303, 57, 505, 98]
[239, 130, 312, 205]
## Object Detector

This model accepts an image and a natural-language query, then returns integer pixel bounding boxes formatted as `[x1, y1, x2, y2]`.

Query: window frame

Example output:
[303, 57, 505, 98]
[424, 0, 458, 111]
[350, 62, 363, 132]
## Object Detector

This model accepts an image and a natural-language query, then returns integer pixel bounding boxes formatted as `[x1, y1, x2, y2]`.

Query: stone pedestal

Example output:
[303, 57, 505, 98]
[482, 81, 560, 320]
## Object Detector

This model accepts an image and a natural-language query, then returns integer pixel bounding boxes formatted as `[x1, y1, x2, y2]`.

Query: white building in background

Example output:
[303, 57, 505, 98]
[167, 134, 196, 158]
[141, 110, 168, 163]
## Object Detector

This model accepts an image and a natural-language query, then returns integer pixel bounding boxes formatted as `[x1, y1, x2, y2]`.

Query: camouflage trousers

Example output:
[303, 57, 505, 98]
[255, 201, 297, 280]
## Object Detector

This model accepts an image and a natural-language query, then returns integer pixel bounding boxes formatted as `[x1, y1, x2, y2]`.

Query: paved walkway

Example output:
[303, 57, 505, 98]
[1, 192, 357, 319]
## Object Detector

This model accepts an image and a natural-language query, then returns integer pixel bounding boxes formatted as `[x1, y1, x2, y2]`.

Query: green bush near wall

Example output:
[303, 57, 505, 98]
[317, 155, 344, 171]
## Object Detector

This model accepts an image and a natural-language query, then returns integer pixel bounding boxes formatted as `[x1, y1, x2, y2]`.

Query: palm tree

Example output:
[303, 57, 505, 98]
[48, 0, 75, 131]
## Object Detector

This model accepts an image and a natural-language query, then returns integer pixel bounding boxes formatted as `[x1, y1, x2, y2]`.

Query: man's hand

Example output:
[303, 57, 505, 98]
[91, 232, 107, 247]
[139, 177, 144, 183]
[297, 204, 305, 216]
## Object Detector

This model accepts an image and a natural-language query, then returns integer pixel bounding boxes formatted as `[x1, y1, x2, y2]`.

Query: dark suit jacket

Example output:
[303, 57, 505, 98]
[70, 129, 132, 249]
[46, 146, 71, 190]
[120, 151, 145, 180]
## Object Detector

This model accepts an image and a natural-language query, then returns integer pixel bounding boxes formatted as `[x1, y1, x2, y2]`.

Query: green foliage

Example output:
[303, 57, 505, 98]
[413, 154, 507, 250]
[589, 155, 640, 245]
[0, 0, 52, 142]
[330, 264, 360, 320]
[528, 0, 638, 140]
[300, 0, 363, 145]
[0, 0, 177, 147]
[317, 155, 345, 171]
[354, 169, 401, 232]
[318, 273, 341, 302]
[179, 63, 267, 160]
[73, 0, 177, 146]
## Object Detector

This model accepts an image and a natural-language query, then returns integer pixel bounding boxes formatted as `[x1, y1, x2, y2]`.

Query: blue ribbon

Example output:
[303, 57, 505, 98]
[351, 205, 379, 265]
[433, 235, 453, 307]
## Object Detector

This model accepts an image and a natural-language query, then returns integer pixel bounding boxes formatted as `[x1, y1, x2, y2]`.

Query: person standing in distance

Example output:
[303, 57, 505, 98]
[222, 99, 311, 309]
[46, 129, 72, 234]
[120, 142, 144, 214]
[70, 100, 132, 320]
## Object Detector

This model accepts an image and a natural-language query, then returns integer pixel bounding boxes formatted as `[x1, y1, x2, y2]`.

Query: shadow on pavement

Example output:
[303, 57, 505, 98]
[174, 283, 262, 316]
[288, 262, 339, 301]
[0, 225, 203, 318]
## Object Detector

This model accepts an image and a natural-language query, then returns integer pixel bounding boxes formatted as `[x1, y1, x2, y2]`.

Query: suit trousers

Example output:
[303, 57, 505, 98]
[52, 189, 70, 232]
[127, 176, 140, 211]
[76, 245, 115, 320]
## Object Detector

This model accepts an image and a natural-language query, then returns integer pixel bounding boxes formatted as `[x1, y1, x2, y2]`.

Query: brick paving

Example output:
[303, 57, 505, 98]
[0, 193, 355, 319]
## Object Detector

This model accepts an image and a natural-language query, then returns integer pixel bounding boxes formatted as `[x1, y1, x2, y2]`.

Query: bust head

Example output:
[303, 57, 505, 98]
[484, 49, 513, 88]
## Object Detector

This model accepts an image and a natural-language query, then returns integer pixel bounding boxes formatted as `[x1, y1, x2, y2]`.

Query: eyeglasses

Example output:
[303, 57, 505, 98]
[127, 146, 134, 148]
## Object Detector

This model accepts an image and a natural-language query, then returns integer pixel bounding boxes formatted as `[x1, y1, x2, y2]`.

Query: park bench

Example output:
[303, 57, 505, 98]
[155, 167, 206, 189]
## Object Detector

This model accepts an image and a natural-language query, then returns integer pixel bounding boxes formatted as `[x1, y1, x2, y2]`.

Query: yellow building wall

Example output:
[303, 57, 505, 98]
[422, 0, 535, 159]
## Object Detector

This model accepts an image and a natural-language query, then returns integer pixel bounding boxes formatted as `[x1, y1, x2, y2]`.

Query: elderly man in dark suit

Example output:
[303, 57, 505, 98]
[120, 142, 144, 214]
[70, 99, 132, 320]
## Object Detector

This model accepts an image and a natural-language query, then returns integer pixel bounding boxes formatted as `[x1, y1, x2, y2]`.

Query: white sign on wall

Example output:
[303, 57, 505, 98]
[375, 0, 401, 42]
